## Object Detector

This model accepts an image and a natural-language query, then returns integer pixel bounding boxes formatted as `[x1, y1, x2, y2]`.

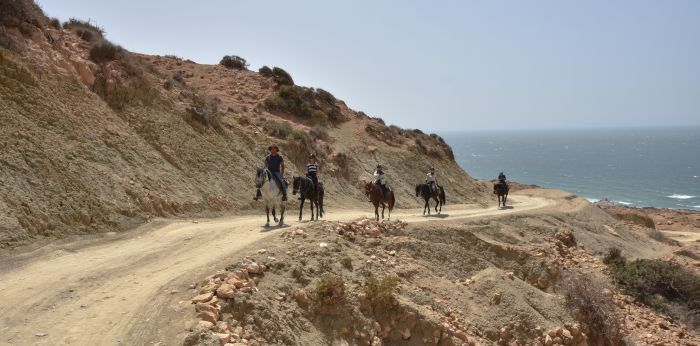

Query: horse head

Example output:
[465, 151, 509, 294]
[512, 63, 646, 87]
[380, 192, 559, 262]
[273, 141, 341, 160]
[255, 167, 268, 188]
[363, 180, 372, 197]
[415, 183, 422, 197]
[292, 176, 300, 195]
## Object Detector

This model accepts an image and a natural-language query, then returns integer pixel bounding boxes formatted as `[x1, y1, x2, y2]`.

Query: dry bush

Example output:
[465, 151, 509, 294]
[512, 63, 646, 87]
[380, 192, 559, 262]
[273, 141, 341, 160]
[310, 126, 329, 141]
[364, 275, 400, 311]
[311, 110, 328, 126]
[262, 120, 292, 139]
[0, 0, 47, 28]
[63, 18, 104, 42]
[49, 17, 61, 29]
[312, 274, 345, 305]
[89, 40, 123, 63]
[164, 54, 183, 61]
[610, 210, 656, 229]
[646, 228, 680, 246]
[559, 273, 626, 345]
[185, 93, 222, 131]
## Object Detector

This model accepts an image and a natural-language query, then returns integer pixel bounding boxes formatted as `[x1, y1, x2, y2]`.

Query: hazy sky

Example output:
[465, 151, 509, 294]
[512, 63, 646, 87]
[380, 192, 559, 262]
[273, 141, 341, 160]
[38, 1, 700, 132]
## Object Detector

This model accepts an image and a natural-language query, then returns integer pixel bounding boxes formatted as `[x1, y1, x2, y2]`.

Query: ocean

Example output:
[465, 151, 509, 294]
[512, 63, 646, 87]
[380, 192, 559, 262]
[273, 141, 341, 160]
[443, 127, 700, 211]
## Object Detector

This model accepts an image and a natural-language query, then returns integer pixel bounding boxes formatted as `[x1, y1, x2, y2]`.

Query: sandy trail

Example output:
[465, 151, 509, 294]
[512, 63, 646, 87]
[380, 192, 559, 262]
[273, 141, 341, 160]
[0, 193, 553, 346]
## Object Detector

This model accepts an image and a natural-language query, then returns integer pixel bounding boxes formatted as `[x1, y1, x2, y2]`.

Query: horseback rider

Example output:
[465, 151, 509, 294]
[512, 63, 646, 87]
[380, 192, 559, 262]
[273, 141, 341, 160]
[304, 153, 319, 201]
[426, 167, 438, 193]
[373, 164, 388, 201]
[497, 172, 507, 187]
[255, 144, 288, 201]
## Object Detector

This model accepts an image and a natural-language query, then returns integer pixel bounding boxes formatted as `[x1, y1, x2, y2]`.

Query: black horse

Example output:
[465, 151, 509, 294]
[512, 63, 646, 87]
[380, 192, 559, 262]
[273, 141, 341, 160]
[415, 183, 446, 215]
[493, 181, 509, 208]
[292, 176, 324, 221]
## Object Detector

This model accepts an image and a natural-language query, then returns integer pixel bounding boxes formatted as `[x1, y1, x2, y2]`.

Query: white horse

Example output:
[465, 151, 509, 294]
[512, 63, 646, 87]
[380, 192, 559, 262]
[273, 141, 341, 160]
[255, 168, 286, 226]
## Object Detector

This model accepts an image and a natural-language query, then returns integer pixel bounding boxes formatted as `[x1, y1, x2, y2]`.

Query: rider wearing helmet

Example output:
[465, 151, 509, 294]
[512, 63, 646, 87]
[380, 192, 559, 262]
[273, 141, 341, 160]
[373, 164, 388, 200]
[426, 167, 438, 193]
[498, 172, 507, 185]
[305, 153, 319, 201]
[257, 144, 288, 201]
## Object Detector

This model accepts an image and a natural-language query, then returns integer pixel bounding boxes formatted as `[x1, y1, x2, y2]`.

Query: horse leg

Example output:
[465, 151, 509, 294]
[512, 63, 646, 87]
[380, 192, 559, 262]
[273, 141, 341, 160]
[309, 197, 315, 221]
[273, 207, 279, 223]
[381, 202, 385, 220]
[279, 204, 285, 225]
[374, 203, 379, 221]
[265, 206, 270, 227]
[298, 198, 304, 221]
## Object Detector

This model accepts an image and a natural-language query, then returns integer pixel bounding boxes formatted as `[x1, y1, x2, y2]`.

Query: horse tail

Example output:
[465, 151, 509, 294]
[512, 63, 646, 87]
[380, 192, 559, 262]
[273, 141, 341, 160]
[440, 187, 446, 205]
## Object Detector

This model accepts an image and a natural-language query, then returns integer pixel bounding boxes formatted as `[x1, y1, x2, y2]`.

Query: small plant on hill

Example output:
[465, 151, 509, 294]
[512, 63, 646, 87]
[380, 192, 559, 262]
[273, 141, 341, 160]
[164, 54, 183, 61]
[646, 228, 680, 246]
[604, 248, 700, 313]
[49, 17, 61, 29]
[363, 274, 400, 311]
[63, 18, 104, 42]
[258, 65, 273, 77]
[311, 110, 329, 126]
[89, 39, 123, 63]
[262, 120, 292, 139]
[559, 272, 626, 345]
[272, 67, 294, 86]
[310, 126, 329, 141]
[609, 210, 656, 229]
[220, 55, 247, 70]
[312, 274, 345, 305]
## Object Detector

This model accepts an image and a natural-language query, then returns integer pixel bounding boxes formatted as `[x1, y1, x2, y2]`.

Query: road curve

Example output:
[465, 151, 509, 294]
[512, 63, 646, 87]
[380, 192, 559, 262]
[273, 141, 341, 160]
[0, 193, 555, 345]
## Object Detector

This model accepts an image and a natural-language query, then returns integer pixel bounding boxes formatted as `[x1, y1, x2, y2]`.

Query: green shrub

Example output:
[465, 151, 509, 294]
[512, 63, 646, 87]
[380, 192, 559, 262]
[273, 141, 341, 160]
[312, 274, 345, 305]
[263, 120, 292, 138]
[315, 88, 336, 104]
[272, 67, 294, 86]
[258, 65, 273, 77]
[311, 110, 329, 126]
[610, 258, 699, 311]
[164, 54, 183, 61]
[364, 275, 400, 310]
[220, 55, 247, 69]
[89, 40, 123, 63]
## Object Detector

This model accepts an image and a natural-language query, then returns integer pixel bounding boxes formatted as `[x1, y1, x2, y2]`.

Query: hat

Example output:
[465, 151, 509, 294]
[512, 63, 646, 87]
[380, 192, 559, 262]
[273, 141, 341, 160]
[309, 153, 317, 158]
[376, 164, 383, 169]
[268, 144, 279, 151]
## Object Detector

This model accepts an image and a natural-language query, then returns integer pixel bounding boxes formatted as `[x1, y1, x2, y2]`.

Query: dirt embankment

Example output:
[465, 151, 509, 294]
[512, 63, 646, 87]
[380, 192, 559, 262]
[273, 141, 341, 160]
[179, 191, 698, 346]
[0, 1, 488, 248]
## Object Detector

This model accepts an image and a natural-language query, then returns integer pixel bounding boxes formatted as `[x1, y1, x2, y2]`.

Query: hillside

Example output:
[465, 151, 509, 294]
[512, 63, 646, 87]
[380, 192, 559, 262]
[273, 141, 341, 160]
[0, 1, 488, 248]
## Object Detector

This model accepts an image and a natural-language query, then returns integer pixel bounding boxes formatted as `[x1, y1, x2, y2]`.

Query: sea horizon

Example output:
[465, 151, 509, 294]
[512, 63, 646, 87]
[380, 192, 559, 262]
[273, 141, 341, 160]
[442, 126, 700, 211]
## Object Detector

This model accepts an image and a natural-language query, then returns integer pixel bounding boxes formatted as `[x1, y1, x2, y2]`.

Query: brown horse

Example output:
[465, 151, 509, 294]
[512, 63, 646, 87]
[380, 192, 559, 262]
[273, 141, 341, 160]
[364, 181, 395, 221]
[493, 181, 509, 208]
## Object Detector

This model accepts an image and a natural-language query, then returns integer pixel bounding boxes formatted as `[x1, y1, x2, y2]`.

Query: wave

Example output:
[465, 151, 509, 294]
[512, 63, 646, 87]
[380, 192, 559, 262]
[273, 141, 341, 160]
[618, 201, 633, 205]
[667, 194, 696, 200]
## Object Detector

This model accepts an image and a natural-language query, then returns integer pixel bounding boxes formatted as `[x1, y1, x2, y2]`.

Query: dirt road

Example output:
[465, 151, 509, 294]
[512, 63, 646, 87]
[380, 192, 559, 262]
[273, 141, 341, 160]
[0, 193, 554, 346]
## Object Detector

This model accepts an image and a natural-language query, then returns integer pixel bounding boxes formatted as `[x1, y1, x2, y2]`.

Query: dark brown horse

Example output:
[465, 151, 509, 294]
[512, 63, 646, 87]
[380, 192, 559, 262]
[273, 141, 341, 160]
[364, 181, 395, 221]
[493, 181, 509, 208]
[292, 176, 324, 221]
[415, 183, 446, 215]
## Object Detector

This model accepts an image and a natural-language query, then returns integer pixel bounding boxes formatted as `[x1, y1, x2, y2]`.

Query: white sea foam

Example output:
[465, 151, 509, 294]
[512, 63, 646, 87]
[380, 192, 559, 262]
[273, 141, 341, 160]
[585, 198, 599, 203]
[618, 201, 633, 205]
[667, 194, 696, 200]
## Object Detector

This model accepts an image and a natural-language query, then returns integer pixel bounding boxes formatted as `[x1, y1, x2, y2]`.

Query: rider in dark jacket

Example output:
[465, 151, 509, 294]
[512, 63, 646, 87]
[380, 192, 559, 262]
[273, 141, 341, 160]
[497, 172, 507, 186]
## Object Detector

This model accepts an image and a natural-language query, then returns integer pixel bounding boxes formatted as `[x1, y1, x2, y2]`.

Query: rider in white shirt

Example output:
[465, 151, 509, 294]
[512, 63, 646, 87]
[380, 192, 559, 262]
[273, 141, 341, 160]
[373, 164, 388, 200]
[426, 167, 438, 193]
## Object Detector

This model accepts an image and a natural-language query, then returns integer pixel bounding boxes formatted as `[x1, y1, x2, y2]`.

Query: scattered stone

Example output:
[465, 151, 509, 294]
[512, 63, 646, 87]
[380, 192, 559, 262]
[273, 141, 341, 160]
[492, 292, 502, 305]
[192, 292, 214, 304]
[216, 283, 236, 299]
[35, 332, 48, 337]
